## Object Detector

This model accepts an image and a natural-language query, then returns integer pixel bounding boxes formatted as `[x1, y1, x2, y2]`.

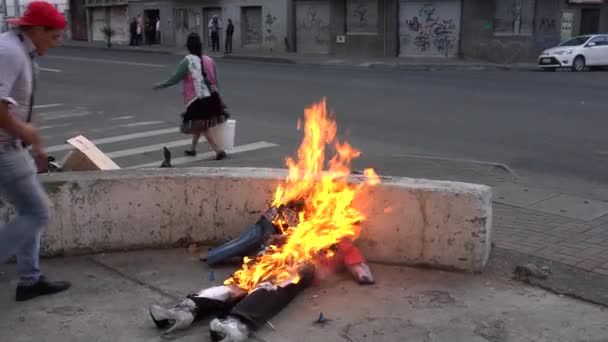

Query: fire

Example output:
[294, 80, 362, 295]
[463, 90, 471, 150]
[225, 99, 379, 292]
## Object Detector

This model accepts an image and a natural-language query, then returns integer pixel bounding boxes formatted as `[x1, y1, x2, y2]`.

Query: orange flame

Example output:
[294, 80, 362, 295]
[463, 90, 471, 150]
[225, 99, 379, 292]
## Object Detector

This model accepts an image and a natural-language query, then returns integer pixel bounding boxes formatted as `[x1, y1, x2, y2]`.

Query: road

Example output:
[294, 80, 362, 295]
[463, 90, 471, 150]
[34, 47, 608, 198]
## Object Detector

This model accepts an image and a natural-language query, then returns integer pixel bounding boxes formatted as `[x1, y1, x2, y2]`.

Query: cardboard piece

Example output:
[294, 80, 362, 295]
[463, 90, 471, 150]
[61, 135, 120, 171]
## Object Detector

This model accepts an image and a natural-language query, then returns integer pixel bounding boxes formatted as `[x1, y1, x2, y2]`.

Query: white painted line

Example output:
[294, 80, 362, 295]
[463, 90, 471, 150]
[47, 55, 166, 68]
[111, 116, 134, 121]
[38, 123, 72, 131]
[39, 111, 92, 121]
[46, 127, 179, 153]
[106, 138, 201, 159]
[129, 141, 279, 169]
[34, 104, 63, 109]
[39, 67, 61, 73]
[120, 120, 165, 128]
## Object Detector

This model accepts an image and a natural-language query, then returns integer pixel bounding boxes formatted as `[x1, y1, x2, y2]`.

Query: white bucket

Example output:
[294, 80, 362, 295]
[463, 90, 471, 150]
[211, 119, 236, 152]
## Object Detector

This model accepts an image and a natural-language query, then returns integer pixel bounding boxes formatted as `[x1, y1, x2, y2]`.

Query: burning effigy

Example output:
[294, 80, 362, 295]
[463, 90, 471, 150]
[148, 99, 380, 341]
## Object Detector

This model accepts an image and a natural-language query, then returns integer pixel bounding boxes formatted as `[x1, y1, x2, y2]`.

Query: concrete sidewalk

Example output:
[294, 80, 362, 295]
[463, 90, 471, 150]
[2, 248, 608, 342]
[61, 40, 538, 72]
[357, 153, 608, 282]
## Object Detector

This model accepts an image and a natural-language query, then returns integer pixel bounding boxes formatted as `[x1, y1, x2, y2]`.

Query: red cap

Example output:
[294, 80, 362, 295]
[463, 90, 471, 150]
[7, 1, 66, 30]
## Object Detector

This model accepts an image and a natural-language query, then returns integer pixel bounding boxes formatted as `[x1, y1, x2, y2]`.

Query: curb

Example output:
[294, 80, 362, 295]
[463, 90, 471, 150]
[221, 54, 296, 64]
[60, 44, 182, 55]
[388, 152, 519, 180]
[58, 43, 538, 72]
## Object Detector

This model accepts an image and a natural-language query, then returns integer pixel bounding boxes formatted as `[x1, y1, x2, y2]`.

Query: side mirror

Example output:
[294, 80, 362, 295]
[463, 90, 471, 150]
[587, 42, 596, 47]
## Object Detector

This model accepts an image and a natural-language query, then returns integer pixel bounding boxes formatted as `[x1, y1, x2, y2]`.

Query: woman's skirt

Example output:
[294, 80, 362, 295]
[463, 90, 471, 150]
[181, 93, 230, 134]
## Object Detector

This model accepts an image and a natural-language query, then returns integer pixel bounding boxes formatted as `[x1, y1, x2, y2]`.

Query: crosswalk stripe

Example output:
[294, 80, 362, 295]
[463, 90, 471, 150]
[119, 121, 165, 128]
[39, 123, 72, 131]
[34, 104, 63, 109]
[128, 142, 279, 169]
[106, 138, 203, 159]
[111, 116, 135, 121]
[46, 127, 179, 153]
[39, 111, 92, 121]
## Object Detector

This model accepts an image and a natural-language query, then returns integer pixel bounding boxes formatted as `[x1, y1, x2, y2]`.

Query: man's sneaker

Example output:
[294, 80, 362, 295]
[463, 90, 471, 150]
[16, 276, 71, 302]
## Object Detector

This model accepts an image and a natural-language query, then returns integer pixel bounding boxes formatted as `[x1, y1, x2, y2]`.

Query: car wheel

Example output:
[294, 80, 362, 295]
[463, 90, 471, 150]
[572, 56, 586, 72]
[542, 67, 556, 72]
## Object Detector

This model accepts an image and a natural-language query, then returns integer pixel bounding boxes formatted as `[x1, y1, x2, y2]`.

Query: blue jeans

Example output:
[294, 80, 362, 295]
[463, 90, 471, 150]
[0, 147, 48, 286]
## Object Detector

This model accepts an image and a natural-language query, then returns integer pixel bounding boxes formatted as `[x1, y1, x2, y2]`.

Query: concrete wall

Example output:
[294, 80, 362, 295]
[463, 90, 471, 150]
[0, 168, 492, 272]
[461, 0, 561, 64]
[291, 0, 398, 57]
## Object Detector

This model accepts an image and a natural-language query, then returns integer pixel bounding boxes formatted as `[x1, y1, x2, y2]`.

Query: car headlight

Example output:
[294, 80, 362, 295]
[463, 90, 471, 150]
[566, 50, 574, 54]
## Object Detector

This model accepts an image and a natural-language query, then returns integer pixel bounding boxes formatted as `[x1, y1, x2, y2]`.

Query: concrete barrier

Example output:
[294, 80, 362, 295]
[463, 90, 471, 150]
[0, 168, 492, 272]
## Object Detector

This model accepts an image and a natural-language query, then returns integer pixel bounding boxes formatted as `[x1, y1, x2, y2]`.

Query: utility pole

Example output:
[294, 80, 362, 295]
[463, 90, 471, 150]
[13, 0, 18, 17]
[1, 0, 7, 32]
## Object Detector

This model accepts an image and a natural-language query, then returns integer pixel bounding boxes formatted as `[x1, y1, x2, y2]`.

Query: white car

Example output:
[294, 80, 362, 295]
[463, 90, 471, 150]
[538, 34, 608, 72]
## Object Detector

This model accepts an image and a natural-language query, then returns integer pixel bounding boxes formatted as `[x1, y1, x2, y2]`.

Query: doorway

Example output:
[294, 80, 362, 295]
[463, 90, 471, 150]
[203, 7, 222, 48]
[144, 9, 160, 45]
[580, 8, 600, 35]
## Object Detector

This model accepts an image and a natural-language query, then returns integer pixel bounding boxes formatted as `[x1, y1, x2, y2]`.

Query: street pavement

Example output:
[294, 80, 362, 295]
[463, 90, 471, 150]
[2, 249, 608, 342]
[28, 47, 608, 289]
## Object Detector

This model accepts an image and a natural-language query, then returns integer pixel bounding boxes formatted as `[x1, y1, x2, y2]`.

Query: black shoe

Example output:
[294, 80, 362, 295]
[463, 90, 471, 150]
[184, 150, 197, 157]
[215, 151, 227, 160]
[16, 276, 71, 302]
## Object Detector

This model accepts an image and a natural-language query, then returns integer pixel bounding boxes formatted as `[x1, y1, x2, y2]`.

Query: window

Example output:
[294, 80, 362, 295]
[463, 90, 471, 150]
[559, 36, 591, 46]
[494, 0, 536, 37]
[588, 36, 608, 46]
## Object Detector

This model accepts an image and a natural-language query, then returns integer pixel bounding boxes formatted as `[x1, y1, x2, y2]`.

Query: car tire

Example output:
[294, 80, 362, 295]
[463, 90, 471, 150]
[572, 56, 586, 72]
[542, 67, 556, 72]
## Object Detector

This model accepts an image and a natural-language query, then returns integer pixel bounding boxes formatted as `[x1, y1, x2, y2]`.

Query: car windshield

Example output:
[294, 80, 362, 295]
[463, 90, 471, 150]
[559, 36, 591, 46]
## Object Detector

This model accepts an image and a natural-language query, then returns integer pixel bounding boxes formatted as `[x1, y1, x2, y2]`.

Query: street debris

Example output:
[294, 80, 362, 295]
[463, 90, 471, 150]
[160, 147, 172, 168]
[513, 263, 551, 281]
[45, 135, 120, 173]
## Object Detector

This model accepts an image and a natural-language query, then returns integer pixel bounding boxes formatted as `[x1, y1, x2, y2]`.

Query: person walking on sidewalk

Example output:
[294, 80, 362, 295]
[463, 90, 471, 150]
[210, 15, 221, 53]
[154, 33, 229, 160]
[0, 1, 71, 302]
[129, 18, 137, 46]
[225, 19, 234, 54]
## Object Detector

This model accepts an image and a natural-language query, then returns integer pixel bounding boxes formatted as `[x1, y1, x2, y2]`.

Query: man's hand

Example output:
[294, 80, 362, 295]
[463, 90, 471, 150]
[32, 144, 48, 173]
[19, 123, 42, 147]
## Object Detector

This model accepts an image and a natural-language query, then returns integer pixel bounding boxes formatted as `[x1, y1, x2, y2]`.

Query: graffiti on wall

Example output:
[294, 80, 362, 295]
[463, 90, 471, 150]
[265, 12, 278, 50]
[402, 3, 458, 57]
[346, 0, 378, 34]
[296, 3, 330, 51]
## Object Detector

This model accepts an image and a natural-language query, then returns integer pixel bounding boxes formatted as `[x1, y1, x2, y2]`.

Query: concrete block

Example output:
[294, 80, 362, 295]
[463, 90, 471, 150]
[0, 168, 492, 272]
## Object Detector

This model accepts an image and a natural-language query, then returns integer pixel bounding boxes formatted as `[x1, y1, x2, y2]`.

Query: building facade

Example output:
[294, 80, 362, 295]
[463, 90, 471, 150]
[127, 0, 290, 51]
[73, 0, 608, 62]
[462, 0, 608, 64]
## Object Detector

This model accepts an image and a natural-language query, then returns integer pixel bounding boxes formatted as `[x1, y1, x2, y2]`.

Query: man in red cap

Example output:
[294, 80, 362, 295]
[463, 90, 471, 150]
[0, 1, 70, 301]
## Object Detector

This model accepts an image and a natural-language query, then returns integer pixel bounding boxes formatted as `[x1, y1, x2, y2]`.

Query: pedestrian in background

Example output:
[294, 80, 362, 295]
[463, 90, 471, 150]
[0, 1, 71, 302]
[210, 15, 221, 53]
[225, 19, 234, 54]
[136, 15, 143, 45]
[153, 33, 229, 160]
[129, 17, 137, 46]
[155, 17, 161, 45]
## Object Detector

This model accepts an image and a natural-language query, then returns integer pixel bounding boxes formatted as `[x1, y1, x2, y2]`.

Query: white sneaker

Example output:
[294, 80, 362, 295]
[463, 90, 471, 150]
[149, 299, 196, 334]
[209, 316, 250, 342]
